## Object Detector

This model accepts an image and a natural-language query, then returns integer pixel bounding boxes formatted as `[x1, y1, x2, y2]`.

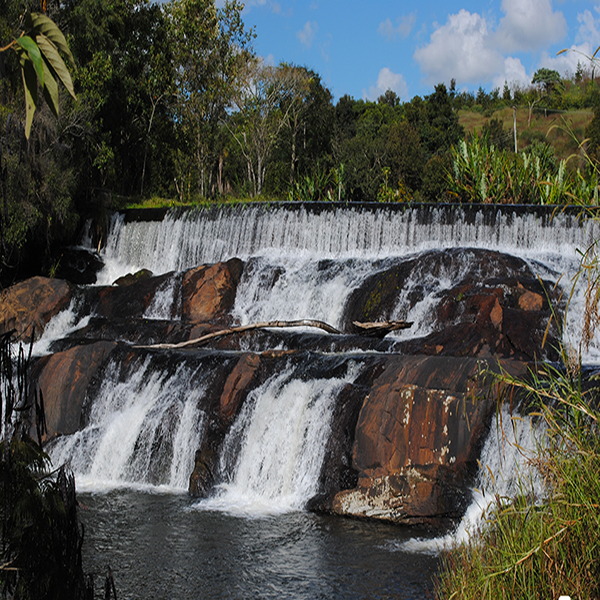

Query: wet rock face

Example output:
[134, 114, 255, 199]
[0, 277, 72, 342]
[31, 341, 117, 438]
[81, 257, 244, 331]
[331, 356, 526, 526]
[182, 258, 244, 323]
[345, 248, 560, 361]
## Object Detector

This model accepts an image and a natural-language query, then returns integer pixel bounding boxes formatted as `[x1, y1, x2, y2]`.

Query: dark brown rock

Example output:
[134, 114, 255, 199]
[219, 353, 261, 422]
[0, 277, 72, 342]
[31, 341, 117, 437]
[344, 248, 560, 360]
[86, 271, 175, 320]
[113, 268, 154, 286]
[331, 355, 528, 525]
[182, 258, 243, 323]
[54, 247, 104, 285]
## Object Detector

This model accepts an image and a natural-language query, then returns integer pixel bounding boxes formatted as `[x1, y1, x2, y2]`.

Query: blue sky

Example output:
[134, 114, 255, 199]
[226, 0, 600, 102]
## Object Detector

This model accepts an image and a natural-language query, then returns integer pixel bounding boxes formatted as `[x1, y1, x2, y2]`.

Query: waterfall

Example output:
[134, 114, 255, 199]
[397, 406, 546, 554]
[93, 204, 600, 361]
[38, 204, 595, 531]
[100, 206, 598, 277]
[48, 355, 217, 492]
[196, 361, 361, 516]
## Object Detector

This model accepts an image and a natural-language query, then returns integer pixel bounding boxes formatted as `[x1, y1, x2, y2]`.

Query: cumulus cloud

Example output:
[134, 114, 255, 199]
[414, 0, 570, 87]
[492, 57, 531, 92]
[576, 6, 600, 47]
[378, 13, 417, 41]
[364, 67, 408, 101]
[297, 21, 318, 49]
[494, 0, 567, 52]
[414, 10, 504, 85]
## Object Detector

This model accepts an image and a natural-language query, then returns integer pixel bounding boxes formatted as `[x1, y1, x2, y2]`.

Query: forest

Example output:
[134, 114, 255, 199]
[1, 0, 600, 282]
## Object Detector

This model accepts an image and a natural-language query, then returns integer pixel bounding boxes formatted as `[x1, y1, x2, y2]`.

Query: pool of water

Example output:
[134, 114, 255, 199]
[79, 490, 441, 599]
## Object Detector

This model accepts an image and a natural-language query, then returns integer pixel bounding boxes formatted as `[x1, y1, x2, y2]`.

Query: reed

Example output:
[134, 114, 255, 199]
[436, 356, 600, 599]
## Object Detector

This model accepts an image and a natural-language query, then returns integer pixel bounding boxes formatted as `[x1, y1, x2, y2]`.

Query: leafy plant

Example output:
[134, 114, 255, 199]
[436, 357, 600, 599]
[0, 12, 76, 138]
[0, 331, 93, 599]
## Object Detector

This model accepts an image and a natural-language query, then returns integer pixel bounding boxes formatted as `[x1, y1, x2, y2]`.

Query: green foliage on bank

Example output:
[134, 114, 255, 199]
[2, 0, 600, 282]
[0, 332, 94, 599]
[436, 358, 600, 599]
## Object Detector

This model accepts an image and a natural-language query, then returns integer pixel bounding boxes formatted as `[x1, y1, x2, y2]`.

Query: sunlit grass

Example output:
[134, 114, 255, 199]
[112, 193, 286, 210]
[436, 361, 600, 599]
[459, 108, 594, 161]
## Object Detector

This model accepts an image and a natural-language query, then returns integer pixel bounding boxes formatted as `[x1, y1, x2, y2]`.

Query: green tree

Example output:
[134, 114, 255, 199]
[532, 67, 562, 94]
[405, 83, 464, 161]
[58, 0, 176, 196]
[227, 60, 312, 197]
[1, 5, 79, 284]
[168, 0, 254, 199]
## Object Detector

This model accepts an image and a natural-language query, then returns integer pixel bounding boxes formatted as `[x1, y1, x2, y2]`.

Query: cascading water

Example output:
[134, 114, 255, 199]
[48, 354, 218, 491]
[198, 361, 361, 515]
[38, 202, 596, 585]
[95, 204, 600, 361]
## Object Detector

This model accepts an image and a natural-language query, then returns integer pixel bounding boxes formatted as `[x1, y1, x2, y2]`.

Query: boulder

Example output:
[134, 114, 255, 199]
[113, 268, 154, 286]
[182, 258, 244, 323]
[85, 271, 176, 320]
[54, 247, 105, 285]
[31, 341, 117, 438]
[400, 276, 558, 360]
[331, 355, 528, 526]
[344, 248, 560, 360]
[0, 277, 72, 342]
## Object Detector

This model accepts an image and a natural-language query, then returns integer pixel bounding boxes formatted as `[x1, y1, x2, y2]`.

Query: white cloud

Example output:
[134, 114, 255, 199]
[576, 6, 600, 47]
[297, 21, 318, 49]
[414, 10, 504, 85]
[414, 0, 571, 88]
[364, 67, 408, 101]
[495, 0, 567, 52]
[378, 13, 417, 41]
[492, 57, 531, 92]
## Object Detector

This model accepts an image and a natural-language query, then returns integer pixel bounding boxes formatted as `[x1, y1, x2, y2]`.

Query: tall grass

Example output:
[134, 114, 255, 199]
[435, 356, 600, 599]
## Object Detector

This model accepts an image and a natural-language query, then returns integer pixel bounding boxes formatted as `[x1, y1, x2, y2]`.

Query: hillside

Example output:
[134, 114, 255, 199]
[459, 107, 594, 161]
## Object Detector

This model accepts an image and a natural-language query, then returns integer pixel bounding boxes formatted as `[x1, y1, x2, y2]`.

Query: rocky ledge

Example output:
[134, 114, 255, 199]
[1, 248, 554, 528]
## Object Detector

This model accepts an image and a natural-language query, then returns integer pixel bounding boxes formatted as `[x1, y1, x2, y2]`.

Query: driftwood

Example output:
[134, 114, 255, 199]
[352, 320, 413, 338]
[138, 319, 413, 350]
[140, 319, 343, 350]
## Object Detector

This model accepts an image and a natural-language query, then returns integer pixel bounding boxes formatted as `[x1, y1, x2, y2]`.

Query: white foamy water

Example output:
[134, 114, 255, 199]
[397, 407, 545, 555]
[48, 357, 209, 492]
[99, 206, 598, 276]
[31, 301, 90, 357]
[195, 361, 361, 516]
[91, 205, 600, 362]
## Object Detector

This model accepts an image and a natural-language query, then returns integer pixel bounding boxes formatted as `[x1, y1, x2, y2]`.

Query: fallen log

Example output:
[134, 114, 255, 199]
[352, 320, 413, 338]
[137, 319, 413, 350]
[139, 319, 344, 350]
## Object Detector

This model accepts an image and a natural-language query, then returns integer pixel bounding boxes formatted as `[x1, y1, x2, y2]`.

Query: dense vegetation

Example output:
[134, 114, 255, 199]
[2, 0, 600, 282]
[0, 332, 95, 599]
[436, 351, 600, 599]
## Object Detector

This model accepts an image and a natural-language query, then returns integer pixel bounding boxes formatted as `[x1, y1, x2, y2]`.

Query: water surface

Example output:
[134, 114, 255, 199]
[80, 490, 440, 599]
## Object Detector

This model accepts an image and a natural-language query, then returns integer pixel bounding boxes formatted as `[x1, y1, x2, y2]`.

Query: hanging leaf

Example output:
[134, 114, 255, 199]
[37, 33, 76, 100]
[27, 12, 75, 68]
[41, 57, 59, 118]
[16, 36, 44, 88]
[18, 48, 39, 139]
